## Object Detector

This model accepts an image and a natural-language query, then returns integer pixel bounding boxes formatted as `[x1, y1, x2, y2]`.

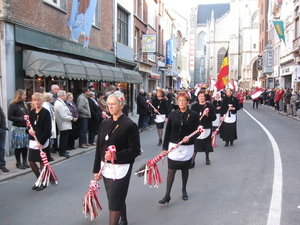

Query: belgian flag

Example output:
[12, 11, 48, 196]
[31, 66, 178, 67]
[215, 50, 229, 91]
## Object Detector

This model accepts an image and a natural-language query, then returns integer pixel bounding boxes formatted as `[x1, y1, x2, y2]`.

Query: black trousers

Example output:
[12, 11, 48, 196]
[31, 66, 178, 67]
[59, 130, 69, 156]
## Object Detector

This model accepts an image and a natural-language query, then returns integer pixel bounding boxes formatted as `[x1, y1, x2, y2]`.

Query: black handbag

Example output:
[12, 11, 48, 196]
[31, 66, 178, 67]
[70, 121, 79, 140]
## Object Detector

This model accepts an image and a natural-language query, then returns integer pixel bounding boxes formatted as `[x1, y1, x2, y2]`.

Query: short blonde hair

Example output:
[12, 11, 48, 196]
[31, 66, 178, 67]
[43, 93, 53, 102]
[32, 92, 43, 101]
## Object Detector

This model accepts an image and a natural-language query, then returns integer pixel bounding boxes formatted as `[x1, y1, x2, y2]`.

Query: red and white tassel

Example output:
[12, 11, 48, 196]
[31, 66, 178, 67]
[82, 145, 116, 220]
[135, 126, 204, 187]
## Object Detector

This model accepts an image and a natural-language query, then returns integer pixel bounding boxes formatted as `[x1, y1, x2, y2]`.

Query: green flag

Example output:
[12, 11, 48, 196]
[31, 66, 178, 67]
[273, 21, 285, 44]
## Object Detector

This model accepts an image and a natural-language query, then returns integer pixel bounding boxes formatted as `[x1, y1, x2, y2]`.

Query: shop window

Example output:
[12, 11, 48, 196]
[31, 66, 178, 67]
[24, 76, 68, 105]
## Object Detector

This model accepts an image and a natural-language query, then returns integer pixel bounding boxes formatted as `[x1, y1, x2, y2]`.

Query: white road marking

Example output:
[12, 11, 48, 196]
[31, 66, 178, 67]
[243, 109, 282, 225]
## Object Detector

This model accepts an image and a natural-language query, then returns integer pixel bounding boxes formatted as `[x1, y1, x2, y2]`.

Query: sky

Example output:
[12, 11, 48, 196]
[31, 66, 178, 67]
[165, 0, 230, 18]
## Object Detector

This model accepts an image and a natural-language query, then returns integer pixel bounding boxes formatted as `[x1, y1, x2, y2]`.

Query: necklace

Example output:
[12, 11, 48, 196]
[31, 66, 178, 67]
[105, 124, 119, 141]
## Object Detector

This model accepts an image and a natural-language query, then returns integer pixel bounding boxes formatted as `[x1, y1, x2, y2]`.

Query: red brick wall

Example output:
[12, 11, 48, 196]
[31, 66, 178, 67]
[5, 0, 113, 52]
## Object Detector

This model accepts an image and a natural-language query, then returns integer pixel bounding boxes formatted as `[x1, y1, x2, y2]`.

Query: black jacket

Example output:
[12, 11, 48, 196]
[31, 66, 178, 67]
[152, 97, 169, 118]
[162, 109, 199, 150]
[88, 98, 101, 131]
[8, 102, 30, 127]
[93, 114, 140, 173]
[29, 108, 52, 145]
[191, 102, 216, 129]
[137, 93, 147, 115]
[0, 106, 8, 130]
[220, 95, 240, 117]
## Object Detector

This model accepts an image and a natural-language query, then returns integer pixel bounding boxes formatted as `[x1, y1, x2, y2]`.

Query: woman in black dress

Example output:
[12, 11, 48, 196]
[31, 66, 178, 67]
[93, 92, 140, 225]
[159, 92, 199, 204]
[220, 88, 240, 146]
[28, 93, 52, 191]
[191, 92, 216, 166]
[151, 89, 169, 146]
[8, 89, 30, 169]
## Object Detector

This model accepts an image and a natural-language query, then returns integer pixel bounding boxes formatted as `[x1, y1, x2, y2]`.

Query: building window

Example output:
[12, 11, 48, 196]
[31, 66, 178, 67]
[295, 17, 300, 39]
[197, 32, 206, 52]
[117, 7, 129, 46]
[42, 0, 66, 10]
[148, 5, 157, 29]
[92, 1, 100, 27]
[134, 0, 144, 21]
[217, 48, 227, 71]
[253, 44, 256, 49]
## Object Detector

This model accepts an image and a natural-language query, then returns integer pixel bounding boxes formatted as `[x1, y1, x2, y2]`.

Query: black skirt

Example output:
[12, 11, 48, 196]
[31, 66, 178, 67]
[220, 122, 237, 141]
[194, 133, 213, 153]
[28, 146, 50, 162]
[168, 158, 192, 170]
[103, 164, 133, 211]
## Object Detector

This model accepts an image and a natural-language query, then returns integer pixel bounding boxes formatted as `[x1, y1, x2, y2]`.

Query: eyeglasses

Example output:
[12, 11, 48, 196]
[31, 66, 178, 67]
[107, 103, 118, 106]
[178, 99, 187, 102]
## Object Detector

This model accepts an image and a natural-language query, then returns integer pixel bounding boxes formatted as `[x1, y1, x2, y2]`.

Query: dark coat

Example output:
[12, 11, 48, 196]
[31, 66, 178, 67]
[137, 93, 147, 115]
[213, 99, 222, 113]
[8, 102, 30, 127]
[191, 102, 216, 129]
[0, 106, 8, 130]
[162, 109, 199, 150]
[93, 114, 140, 173]
[65, 101, 79, 118]
[151, 97, 169, 117]
[220, 95, 240, 117]
[88, 98, 101, 132]
[29, 108, 52, 145]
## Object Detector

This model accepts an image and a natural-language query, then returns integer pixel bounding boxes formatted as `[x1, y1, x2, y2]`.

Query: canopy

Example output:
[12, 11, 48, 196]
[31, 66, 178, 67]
[109, 67, 126, 82]
[96, 64, 114, 81]
[121, 69, 143, 83]
[59, 57, 86, 80]
[80, 61, 101, 81]
[23, 50, 65, 78]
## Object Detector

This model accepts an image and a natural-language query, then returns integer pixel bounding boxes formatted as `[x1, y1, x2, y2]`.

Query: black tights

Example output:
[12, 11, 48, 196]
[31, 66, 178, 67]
[163, 168, 189, 198]
[191, 152, 210, 164]
[29, 161, 44, 178]
[109, 203, 127, 225]
[15, 148, 28, 163]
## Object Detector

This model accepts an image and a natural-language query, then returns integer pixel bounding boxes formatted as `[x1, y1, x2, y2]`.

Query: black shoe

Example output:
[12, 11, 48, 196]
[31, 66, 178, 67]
[60, 154, 70, 159]
[230, 141, 233, 146]
[71, 147, 76, 150]
[158, 139, 162, 146]
[49, 157, 54, 162]
[158, 195, 171, 204]
[50, 147, 57, 153]
[16, 162, 26, 169]
[36, 185, 46, 191]
[118, 220, 128, 225]
[23, 162, 30, 168]
[1, 167, 9, 172]
[32, 185, 38, 190]
[182, 190, 188, 201]
[67, 148, 72, 150]
[206, 159, 210, 165]
[224, 142, 229, 147]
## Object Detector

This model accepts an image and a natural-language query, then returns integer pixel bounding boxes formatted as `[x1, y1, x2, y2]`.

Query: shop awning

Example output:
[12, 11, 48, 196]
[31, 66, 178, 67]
[80, 61, 101, 81]
[149, 73, 161, 80]
[96, 64, 114, 81]
[23, 50, 65, 78]
[121, 69, 143, 83]
[110, 67, 126, 82]
[59, 57, 86, 80]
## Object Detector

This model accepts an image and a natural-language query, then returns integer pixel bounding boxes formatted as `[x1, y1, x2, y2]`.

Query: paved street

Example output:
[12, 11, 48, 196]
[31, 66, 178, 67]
[1, 101, 300, 225]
